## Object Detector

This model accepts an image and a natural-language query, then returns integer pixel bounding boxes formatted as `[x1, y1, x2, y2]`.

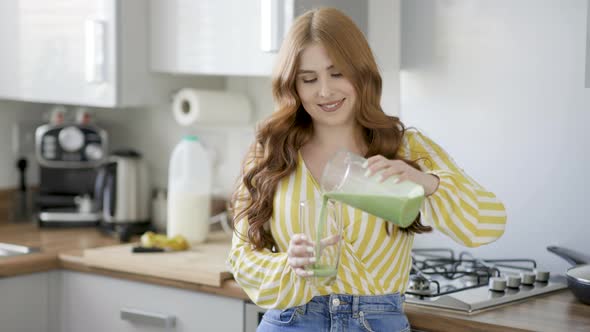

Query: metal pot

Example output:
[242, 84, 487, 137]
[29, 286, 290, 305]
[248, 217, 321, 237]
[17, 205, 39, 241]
[547, 246, 590, 305]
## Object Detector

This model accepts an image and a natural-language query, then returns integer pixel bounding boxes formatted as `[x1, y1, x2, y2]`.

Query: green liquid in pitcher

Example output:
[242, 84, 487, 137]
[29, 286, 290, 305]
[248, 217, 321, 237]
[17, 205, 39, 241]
[325, 192, 424, 228]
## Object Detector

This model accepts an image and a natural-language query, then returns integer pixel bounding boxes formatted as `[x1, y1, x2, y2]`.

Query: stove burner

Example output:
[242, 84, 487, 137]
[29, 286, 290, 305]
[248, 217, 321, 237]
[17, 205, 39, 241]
[405, 248, 566, 313]
[407, 248, 542, 298]
[409, 275, 432, 292]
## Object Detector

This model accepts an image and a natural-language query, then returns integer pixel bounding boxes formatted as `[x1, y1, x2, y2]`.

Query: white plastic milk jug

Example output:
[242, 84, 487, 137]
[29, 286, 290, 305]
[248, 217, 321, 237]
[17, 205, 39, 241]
[167, 135, 212, 244]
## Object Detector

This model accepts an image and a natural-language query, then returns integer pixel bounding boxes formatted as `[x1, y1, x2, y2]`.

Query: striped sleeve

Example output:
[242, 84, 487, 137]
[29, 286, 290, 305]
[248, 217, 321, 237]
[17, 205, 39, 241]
[226, 145, 312, 309]
[402, 131, 507, 247]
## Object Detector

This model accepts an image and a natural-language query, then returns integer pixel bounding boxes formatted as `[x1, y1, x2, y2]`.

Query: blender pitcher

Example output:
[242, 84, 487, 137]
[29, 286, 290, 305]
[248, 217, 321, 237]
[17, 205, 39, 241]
[320, 149, 425, 228]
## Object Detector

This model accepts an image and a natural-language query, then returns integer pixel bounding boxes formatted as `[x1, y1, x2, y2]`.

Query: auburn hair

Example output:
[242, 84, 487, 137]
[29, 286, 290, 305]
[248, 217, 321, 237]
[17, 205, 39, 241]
[231, 8, 432, 250]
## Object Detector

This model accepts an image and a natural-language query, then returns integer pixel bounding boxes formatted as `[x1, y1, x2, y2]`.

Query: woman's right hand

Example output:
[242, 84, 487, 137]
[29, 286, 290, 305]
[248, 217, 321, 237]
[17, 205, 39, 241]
[287, 234, 316, 277]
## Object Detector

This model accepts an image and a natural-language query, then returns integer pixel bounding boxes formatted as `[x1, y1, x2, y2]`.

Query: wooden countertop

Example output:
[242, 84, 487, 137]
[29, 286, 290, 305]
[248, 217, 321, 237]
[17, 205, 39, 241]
[0, 222, 249, 300]
[1, 222, 589, 331]
[405, 291, 590, 332]
[59, 249, 248, 300]
[0, 222, 120, 277]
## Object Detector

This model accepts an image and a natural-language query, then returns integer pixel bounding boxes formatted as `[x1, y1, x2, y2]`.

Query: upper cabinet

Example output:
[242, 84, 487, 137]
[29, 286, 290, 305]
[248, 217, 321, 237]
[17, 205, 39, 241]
[0, 2, 19, 100]
[0, 0, 184, 108]
[586, 0, 590, 88]
[150, 0, 368, 77]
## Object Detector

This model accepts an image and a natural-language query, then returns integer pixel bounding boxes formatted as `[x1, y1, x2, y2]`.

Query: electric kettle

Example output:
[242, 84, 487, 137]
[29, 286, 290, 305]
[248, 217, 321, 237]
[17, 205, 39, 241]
[94, 149, 151, 240]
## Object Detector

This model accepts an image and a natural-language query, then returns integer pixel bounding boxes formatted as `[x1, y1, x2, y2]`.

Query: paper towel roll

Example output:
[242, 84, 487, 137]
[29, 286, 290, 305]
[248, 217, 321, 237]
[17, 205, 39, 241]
[172, 88, 252, 126]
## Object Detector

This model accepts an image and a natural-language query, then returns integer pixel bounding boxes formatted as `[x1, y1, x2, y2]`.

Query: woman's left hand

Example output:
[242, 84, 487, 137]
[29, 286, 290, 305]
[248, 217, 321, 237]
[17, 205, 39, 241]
[365, 155, 440, 196]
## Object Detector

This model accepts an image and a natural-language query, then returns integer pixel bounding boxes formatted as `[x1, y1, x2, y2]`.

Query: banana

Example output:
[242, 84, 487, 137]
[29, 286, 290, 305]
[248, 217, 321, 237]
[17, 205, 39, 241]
[140, 231, 190, 251]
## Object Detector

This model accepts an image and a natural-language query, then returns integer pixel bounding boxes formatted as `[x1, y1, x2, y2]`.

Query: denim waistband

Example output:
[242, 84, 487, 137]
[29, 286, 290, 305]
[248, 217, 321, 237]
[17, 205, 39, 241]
[301, 293, 405, 317]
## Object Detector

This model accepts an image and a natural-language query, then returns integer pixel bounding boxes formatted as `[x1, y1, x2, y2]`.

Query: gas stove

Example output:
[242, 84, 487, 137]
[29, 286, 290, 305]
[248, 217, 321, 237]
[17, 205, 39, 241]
[404, 248, 568, 314]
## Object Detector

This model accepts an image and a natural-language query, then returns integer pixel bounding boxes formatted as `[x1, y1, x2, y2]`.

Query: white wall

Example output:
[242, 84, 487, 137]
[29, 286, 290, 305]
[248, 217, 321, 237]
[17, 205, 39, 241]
[400, 0, 590, 273]
[369, 0, 401, 116]
[226, 76, 274, 120]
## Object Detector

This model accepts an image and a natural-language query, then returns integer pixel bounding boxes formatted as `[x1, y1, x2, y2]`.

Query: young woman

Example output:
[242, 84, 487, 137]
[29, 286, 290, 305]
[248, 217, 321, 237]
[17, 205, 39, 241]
[227, 7, 507, 332]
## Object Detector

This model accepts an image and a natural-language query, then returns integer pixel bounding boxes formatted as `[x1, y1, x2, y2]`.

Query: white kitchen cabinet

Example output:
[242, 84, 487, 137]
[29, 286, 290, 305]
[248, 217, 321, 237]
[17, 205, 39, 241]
[0, 0, 185, 108]
[0, 272, 49, 332]
[0, 1, 20, 100]
[150, 0, 367, 76]
[586, 0, 590, 88]
[55, 270, 243, 332]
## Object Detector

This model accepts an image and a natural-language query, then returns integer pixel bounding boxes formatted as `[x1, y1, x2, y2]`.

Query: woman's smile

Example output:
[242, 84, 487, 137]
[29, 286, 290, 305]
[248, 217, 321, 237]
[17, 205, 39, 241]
[318, 98, 345, 112]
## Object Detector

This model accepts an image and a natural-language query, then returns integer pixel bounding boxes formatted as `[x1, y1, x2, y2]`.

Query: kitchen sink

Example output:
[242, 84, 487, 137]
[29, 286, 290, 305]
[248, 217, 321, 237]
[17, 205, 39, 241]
[0, 242, 40, 258]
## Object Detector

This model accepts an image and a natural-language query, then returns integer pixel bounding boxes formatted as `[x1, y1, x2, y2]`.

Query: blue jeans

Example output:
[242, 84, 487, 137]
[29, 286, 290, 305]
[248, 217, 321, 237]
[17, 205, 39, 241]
[257, 293, 410, 332]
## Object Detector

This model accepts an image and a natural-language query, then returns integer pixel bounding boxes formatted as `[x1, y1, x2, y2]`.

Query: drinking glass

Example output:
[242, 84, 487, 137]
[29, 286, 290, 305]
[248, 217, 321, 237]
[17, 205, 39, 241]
[299, 198, 343, 286]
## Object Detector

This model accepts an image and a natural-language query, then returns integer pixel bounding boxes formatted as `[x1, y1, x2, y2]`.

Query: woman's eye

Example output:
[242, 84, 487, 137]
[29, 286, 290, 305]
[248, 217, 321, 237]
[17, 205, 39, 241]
[331, 73, 342, 78]
[302, 78, 317, 83]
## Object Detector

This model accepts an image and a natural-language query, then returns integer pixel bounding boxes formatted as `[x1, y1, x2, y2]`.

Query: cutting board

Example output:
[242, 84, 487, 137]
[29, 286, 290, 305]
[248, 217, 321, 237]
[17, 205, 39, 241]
[83, 231, 233, 287]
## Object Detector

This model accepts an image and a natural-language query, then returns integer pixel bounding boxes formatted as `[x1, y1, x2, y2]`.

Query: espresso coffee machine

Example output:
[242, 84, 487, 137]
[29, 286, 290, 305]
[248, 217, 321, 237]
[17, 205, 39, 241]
[35, 110, 107, 226]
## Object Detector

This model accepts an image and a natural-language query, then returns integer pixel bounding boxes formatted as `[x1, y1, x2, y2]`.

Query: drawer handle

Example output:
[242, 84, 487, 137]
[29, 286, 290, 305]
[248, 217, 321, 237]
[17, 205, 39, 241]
[85, 19, 106, 83]
[120, 307, 176, 328]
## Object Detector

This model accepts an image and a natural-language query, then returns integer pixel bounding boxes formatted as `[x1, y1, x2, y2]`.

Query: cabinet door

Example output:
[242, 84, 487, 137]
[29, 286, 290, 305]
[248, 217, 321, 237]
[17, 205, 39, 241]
[0, 1, 20, 100]
[150, 0, 367, 77]
[586, 0, 590, 88]
[58, 270, 243, 332]
[150, 0, 277, 76]
[16, 0, 117, 106]
[0, 272, 49, 332]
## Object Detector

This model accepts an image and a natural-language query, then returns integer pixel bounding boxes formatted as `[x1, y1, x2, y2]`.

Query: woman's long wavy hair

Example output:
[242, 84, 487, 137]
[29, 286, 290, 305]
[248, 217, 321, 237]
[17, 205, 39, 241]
[232, 8, 432, 250]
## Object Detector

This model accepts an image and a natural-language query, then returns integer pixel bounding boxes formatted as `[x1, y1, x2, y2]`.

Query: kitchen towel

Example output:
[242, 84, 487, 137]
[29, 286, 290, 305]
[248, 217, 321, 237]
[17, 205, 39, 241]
[171, 88, 252, 126]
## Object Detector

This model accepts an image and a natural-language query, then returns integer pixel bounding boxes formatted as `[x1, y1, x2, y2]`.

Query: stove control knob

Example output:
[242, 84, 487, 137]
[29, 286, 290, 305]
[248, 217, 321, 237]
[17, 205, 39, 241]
[506, 275, 522, 288]
[489, 277, 507, 292]
[535, 270, 550, 283]
[521, 272, 536, 285]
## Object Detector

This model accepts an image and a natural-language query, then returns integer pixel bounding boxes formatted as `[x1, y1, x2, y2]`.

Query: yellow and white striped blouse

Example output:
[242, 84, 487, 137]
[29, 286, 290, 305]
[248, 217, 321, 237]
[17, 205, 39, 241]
[227, 130, 507, 309]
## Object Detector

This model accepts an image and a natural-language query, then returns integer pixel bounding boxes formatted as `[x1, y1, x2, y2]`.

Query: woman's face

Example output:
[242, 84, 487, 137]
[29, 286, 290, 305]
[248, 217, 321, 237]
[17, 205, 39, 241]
[295, 43, 357, 128]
